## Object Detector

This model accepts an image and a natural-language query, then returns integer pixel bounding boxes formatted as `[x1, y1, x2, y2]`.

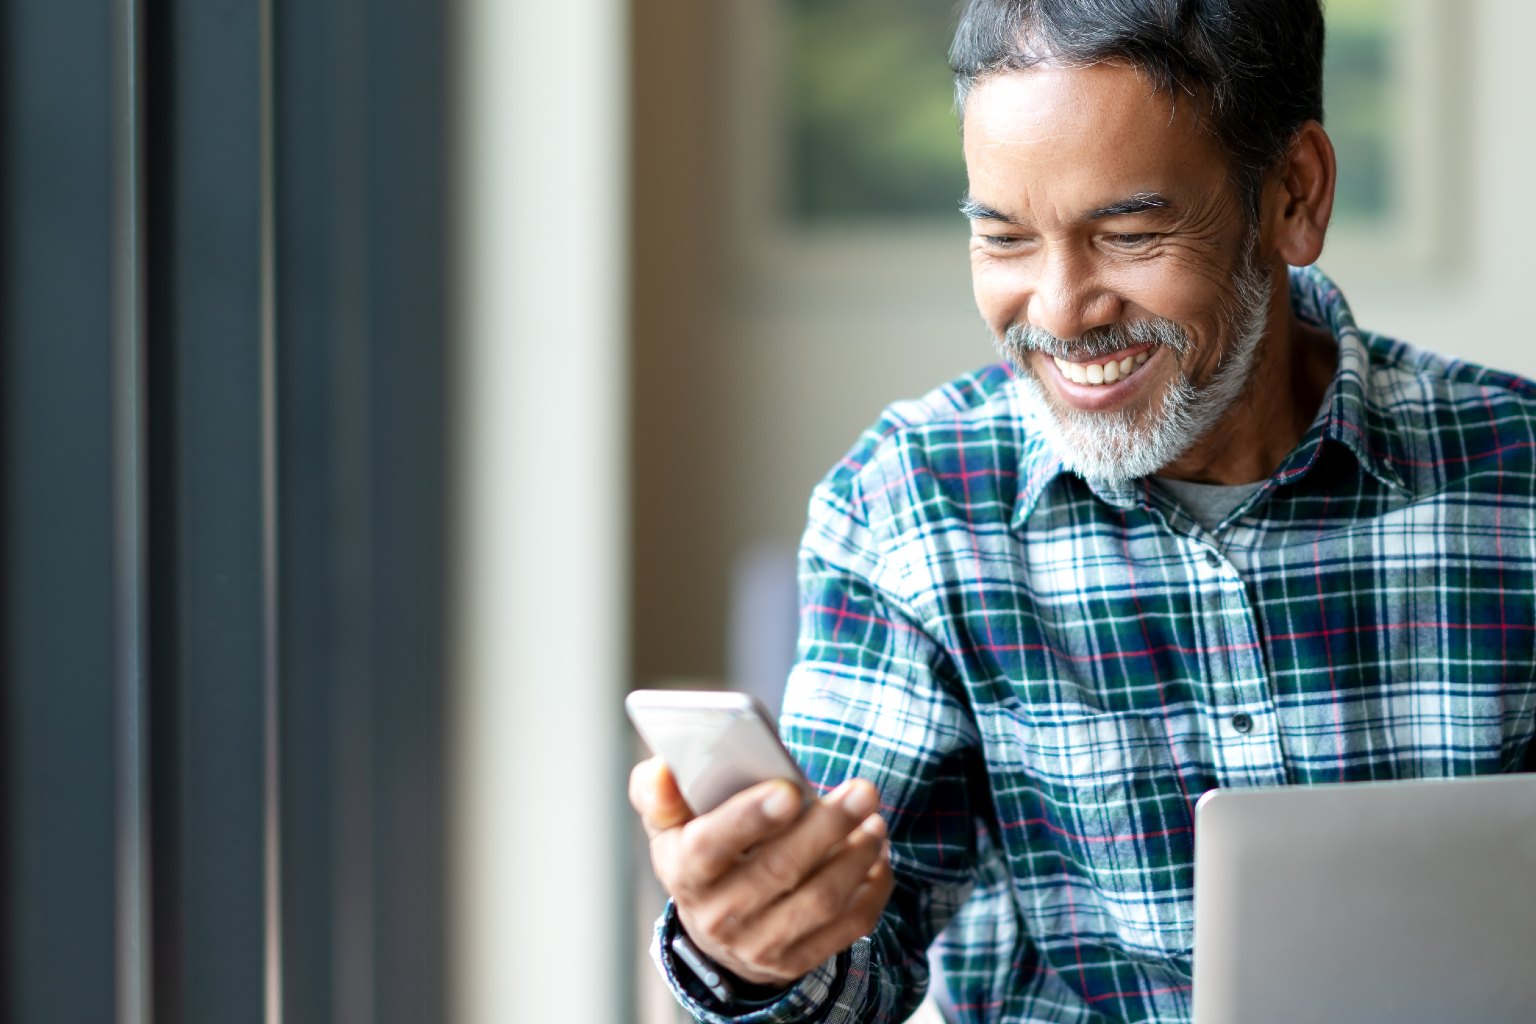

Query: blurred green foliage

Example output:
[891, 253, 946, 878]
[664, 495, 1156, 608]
[1323, 0, 1392, 220]
[785, 0, 1395, 226]
[787, 0, 965, 222]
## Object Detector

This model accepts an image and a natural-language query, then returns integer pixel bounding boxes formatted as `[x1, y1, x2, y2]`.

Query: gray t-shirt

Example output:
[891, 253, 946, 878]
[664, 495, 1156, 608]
[1153, 476, 1264, 534]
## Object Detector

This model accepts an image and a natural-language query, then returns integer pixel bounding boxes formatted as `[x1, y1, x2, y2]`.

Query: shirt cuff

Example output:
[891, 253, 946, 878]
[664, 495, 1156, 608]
[650, 901, 853, 1023]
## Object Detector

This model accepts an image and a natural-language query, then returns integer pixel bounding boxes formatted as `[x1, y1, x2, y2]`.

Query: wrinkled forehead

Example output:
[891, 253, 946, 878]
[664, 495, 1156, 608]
[960, 63, 1239, 225]
[962, 60, 1207, 150]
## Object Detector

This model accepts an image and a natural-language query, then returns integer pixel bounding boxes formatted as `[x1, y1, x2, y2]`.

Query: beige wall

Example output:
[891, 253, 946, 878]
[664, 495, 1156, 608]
[629, 0, 734, 681]
[1331, 2, 1536, 364]
[629, 0, 1536, 687]
[452, 0, 627, 1020]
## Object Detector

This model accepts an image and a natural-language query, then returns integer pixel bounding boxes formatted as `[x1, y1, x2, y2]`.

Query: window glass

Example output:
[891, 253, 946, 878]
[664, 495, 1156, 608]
[784, 0, 1396, 226]
[1323, 0, 1392, 222]
[786, 0, 964, 222]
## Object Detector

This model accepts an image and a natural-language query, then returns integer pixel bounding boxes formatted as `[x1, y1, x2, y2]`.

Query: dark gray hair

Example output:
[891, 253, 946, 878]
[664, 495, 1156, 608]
[950, 0, 1325, 215]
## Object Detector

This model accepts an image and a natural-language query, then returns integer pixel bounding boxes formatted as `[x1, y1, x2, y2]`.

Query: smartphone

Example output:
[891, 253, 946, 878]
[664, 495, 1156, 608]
[625, 688, 815, 816]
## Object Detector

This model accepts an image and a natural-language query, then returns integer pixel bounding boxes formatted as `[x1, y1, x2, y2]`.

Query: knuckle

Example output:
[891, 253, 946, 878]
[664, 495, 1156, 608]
[740, 934, 781, 970]
[690, 905, 733, 944]
[653, 846, 699, 901]
[674, 864, 714, 903]
[808, 879, 847, 920]
[677, 822, 714, 865]
[754, 847, 802, 891]
[665, 871, 696, 902]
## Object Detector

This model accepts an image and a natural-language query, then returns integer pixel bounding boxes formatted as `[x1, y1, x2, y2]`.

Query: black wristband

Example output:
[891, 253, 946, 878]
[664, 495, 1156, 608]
[669, 931, 793, 1009]
[671, 932, 737, 1004]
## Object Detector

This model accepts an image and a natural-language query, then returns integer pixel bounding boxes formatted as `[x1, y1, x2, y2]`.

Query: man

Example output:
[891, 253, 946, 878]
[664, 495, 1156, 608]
[630, 1, 1536, 1021]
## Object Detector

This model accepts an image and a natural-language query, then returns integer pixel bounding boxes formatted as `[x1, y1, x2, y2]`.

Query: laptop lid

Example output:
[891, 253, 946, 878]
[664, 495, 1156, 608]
[1192, 773, 1536, 1024]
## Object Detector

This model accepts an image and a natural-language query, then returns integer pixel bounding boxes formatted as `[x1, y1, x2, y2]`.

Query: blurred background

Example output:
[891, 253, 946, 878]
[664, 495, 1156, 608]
[4, 1, 1533, 1022]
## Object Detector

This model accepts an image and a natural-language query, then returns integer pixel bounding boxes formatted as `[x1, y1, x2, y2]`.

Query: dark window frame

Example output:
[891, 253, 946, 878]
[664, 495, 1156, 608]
[3, 1, 449, 1021]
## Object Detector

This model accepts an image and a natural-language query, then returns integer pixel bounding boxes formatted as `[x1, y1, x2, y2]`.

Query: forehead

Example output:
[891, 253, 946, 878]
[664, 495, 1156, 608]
[962, 62, 1229, 216]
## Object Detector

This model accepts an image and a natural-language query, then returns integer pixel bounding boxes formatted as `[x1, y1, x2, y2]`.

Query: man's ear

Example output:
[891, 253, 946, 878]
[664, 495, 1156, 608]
[1263, 120, 1336, 267]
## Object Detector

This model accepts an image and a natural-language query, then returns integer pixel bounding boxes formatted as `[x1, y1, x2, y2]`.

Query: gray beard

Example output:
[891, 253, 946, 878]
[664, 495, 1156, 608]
[996, 248, 1273, 483]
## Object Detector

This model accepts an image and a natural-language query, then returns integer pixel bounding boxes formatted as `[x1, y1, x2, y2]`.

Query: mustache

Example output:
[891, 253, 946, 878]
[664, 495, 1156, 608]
[1001, 317, 1190, 361]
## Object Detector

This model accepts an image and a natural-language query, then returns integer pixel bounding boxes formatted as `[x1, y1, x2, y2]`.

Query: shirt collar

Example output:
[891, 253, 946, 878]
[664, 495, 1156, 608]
[1009, 264, 1409, 531]
[1272, 264, 1409, 495]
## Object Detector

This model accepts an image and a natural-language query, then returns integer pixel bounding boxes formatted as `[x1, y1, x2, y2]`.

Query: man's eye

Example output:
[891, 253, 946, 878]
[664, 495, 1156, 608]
[1106, 233, 1155, 248]
[981, 234, 1022, 248]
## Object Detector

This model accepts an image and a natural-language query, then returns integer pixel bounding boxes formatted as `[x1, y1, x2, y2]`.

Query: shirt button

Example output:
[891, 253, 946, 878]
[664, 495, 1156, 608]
[1205, 551, 1222, 569]
[1231, 713, 1254, 734]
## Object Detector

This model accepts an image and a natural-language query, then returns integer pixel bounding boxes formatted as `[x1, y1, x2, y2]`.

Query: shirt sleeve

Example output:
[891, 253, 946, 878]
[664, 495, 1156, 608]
[778, 464, 989, 1022]
[650, 524, 984, 1024]
[651, 444, 989, 1023]
[651, 901, 858, 1024]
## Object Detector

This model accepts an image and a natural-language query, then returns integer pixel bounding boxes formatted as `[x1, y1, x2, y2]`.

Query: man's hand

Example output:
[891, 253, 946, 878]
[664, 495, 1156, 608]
[629, 756, 894, 989]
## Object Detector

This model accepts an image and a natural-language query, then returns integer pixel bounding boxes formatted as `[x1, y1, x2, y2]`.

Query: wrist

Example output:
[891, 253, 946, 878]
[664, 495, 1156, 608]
[727, 970, 796, 1004]
[670, 928, 794, 1008]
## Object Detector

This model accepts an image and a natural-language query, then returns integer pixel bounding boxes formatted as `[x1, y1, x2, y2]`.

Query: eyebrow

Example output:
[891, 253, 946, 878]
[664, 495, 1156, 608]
[1085, 192, 1173, 221]
[959, 191, 1174, 225]
[959, 196, 1019, 224]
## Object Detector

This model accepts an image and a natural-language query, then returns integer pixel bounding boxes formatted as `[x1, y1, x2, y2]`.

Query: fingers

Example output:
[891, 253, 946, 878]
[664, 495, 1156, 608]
[772, 847, 895, 977]
[659, 778, 807, 888]
[635, 770, 894, 988]
[671, 778, 875, 893]
[670, 781, 883, 943]
[743, 811, 887, 942]
[777, 813, 888, 934]
[629, 757, 692, 837]
[694, 818, 894, 983]
[733, 780, 878, 899]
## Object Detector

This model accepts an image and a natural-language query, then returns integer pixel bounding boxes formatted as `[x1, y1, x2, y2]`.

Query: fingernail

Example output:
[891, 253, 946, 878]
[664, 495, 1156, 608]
[762, 784, 798, 821]
[860, 813, 887, 837]
[839, 780, 876, 817]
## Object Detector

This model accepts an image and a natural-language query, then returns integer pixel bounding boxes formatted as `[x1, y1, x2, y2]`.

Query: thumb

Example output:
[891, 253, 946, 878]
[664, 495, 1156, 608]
[648, 759, 691, 829]
[632, 757, 693, 836]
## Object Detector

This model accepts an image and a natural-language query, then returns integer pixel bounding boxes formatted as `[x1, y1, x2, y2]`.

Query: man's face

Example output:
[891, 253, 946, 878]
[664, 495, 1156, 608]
[962, 62, 1278, 481]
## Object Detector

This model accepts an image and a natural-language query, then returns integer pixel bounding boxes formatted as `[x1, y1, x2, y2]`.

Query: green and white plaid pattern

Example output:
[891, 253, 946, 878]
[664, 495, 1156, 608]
[657, 266, 1536, 1023]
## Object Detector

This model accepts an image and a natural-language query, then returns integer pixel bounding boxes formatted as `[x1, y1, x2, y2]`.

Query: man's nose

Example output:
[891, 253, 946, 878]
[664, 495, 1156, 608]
[1025, 247, 1120, 342]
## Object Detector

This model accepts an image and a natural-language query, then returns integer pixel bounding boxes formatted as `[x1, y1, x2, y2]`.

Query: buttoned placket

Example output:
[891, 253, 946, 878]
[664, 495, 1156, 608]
[1148, 497, 1289, 789]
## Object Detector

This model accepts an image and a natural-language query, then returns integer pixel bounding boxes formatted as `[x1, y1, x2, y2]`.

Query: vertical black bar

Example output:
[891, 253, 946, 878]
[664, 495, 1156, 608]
[272, 0, 447, 1020]
[9, 0, 448, 1019]
[367, 2, 448, 1019]
[113, 0, 152, 1022]
[146, 0, 275, 1020]
[273, 0, 372, 1018]
[271, 0, 334, 1010]
[1, 2, 121, 1022]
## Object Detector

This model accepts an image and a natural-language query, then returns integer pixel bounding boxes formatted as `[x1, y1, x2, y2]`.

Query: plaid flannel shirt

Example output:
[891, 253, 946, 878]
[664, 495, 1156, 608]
[655, 265, 1536, 1023]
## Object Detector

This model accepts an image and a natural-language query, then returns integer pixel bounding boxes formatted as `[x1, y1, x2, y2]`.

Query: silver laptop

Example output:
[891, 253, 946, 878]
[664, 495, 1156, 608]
[1193, 773, 1536, 1024]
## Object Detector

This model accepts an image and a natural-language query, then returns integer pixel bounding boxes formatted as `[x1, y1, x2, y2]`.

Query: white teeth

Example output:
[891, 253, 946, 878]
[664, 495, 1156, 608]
[1053, 349, 1154, 387]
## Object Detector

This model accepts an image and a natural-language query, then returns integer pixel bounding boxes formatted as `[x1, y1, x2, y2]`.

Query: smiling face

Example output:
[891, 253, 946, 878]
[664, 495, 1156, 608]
[963, 62, 1286, 482]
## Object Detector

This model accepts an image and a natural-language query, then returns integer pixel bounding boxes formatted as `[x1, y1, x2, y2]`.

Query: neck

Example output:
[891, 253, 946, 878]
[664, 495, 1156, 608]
[1158, 270, 1337, 485]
